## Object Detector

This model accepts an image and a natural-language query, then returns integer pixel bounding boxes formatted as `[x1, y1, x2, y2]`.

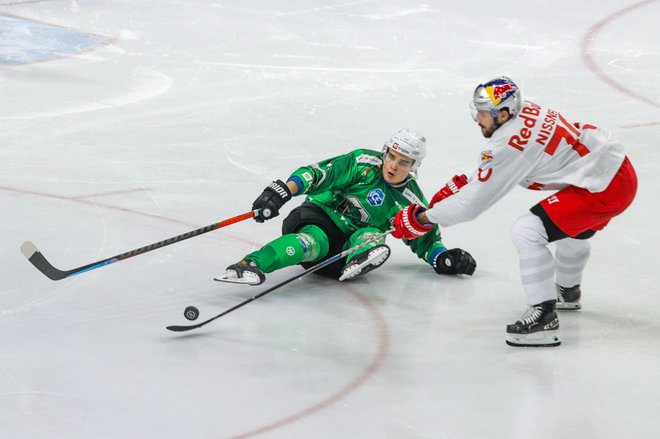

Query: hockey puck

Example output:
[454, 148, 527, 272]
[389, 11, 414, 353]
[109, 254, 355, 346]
[184, 306, 200, 321]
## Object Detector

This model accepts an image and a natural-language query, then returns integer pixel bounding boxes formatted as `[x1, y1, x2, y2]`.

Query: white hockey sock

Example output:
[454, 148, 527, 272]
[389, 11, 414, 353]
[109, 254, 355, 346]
[511, 213, 556, 305]
[555, 238, 590, 287]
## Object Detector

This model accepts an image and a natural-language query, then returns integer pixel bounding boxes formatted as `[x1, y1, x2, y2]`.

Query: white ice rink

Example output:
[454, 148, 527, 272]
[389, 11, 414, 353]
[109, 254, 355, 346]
[1, 1, 659, 438]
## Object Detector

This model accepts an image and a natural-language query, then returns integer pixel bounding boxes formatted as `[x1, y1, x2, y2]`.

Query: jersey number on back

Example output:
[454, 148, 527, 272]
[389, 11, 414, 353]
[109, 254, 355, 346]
[544, 114, 591, 157]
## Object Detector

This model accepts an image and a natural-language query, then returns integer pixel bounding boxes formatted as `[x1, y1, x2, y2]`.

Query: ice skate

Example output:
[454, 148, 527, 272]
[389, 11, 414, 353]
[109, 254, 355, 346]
[506, 300, 561, 347]
[214, 259, 265, 285]
[556, 284, 581, 310]
[339, 244, 390, 281]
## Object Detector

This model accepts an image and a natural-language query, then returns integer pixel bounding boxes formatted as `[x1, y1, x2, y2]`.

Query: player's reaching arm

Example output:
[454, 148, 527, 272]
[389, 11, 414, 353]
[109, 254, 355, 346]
[401, 182, 476, 276]
[251, 150, 369, 222]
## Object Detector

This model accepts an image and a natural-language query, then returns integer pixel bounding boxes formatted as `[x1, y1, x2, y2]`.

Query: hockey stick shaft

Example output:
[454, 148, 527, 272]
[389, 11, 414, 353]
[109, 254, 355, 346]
[21, 210, 258, 281]
[166, 227, 394, 332]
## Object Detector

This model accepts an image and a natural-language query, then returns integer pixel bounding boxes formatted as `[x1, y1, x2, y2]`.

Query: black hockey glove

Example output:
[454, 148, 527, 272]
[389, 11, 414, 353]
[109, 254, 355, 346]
[252, 179, 293, 222]
[432, 248, 476, 276]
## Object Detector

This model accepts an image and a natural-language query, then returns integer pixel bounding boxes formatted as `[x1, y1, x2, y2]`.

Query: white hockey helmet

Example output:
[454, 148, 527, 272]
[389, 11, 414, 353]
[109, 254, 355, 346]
[471, 76, 522, 120]
[382, 129, 427, 178]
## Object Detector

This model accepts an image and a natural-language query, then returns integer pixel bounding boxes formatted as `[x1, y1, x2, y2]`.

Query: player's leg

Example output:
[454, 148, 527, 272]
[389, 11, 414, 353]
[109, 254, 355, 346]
[339, 227, 390, 281]
[506, 212, 560, 347]
[554, 238, 590, 310]
[215, 224, 330, 285]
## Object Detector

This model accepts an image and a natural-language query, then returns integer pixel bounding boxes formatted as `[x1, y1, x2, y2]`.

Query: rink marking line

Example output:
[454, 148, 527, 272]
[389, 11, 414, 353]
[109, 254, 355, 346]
[228, 284, 389, 439]
[68, 188, 151, 200]
[1, 184, 258, 247]
[620, 120, 660, 128]
[580, 0, 660, 110]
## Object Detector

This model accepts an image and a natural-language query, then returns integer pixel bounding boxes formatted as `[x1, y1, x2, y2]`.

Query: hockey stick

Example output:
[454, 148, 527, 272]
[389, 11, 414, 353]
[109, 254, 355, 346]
[167, 227, 394, 332]
[21, 210, 259, 281]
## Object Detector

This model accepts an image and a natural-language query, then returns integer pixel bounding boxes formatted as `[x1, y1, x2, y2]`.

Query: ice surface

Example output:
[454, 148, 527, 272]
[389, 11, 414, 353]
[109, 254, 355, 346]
[1, 1, 659, 438]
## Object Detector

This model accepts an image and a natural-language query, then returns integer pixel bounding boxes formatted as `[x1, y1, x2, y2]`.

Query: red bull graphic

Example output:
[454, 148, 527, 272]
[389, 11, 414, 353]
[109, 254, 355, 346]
[486, 82, 514, 105]
[481, 150, 493, 164]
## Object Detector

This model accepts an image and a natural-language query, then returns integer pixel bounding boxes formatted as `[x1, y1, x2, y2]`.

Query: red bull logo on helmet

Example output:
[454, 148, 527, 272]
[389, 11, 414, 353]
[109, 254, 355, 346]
[485, 80, 515, 105]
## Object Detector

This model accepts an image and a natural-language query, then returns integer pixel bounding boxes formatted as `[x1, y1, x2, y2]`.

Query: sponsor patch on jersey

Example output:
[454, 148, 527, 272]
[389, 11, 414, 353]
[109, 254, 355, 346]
[481, 150, 493, 164]
[356, 154, 383, 166]
[367, 188, 385, 206]
[402, 188, 424, 206]
[478, 167, 492, 182]
[302, 171, 313, 183]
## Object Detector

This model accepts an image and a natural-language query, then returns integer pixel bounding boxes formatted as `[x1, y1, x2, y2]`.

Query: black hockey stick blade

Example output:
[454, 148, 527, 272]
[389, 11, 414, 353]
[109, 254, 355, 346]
[167, 322, 206, 332]
[21, 241, 70, 280]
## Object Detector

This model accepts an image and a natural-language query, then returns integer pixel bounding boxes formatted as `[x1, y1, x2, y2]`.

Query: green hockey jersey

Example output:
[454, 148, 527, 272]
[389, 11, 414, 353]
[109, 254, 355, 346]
[287, 148, 447, 264]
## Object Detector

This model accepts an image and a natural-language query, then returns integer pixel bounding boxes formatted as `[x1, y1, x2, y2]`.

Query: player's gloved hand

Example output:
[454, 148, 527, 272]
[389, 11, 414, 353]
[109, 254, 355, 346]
[429, 174, 468, 208]
[252, 179, 293, 222]
[431, 248, 476, 276]
[392, 204, 433, 240]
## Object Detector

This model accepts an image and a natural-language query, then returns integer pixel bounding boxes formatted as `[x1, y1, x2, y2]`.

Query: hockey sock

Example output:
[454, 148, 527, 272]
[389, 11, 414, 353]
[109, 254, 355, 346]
[511, 213, 557, 305]
[555, 238, 590, 287]
[244, 224, 330, 273]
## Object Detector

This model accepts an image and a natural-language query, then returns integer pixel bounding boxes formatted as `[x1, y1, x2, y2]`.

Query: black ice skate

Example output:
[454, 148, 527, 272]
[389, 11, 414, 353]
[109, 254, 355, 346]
[339, 244, 390, 281]
[506, 300, 561, 347]
[214, 259, 265, 286]
[556, 284, 581, 310]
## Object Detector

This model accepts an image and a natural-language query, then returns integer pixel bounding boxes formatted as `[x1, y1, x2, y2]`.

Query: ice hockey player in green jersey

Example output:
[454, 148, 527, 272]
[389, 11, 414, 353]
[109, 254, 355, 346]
[215, 129, 476, 285]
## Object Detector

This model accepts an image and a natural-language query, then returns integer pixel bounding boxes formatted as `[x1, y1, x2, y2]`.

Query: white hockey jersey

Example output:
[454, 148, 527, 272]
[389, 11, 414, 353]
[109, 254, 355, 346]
[426, 100, 626, 227]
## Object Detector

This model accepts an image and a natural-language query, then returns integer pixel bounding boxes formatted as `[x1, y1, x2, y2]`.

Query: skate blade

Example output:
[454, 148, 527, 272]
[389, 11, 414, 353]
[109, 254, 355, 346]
[339, 247, 390, 281]
[506, 330, 561, 347]
[556, 302, 581, 310]
[213, 274, 261, 285]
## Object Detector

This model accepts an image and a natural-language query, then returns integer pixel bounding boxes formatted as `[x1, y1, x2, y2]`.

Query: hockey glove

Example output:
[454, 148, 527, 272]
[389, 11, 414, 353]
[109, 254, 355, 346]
[431, 248, 476, 276]
[429, 174, 468, 208]
[392, 204, 433, 240]
[252, 179, 293, 222]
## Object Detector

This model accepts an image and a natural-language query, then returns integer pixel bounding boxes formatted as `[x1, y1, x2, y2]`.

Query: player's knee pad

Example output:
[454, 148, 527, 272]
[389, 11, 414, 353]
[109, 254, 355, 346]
[296, 224, 330, 262]
[511, 213, 550, 250]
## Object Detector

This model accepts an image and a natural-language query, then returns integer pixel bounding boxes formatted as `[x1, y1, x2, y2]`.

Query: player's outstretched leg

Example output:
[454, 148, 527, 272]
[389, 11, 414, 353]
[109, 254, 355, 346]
[215, 224, 330, 285]
[215, 259, 266, 285]
[506, 300, 561, 347]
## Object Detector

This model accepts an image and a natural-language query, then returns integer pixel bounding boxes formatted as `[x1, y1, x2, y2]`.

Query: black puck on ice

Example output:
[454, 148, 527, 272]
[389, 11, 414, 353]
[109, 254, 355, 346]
[184, 306, 200, 321]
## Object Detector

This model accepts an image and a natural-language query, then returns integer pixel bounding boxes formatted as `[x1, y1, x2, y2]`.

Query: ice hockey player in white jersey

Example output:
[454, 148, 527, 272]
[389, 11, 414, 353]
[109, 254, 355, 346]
[391, 76, 638, 347]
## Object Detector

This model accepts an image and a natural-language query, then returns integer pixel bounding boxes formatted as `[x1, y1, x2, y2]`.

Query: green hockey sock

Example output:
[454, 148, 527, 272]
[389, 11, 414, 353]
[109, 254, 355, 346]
[244, 225, 330, 273]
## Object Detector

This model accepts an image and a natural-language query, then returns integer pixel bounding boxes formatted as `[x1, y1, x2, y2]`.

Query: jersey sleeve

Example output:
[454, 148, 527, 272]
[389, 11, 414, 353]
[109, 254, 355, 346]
[286, 149, 376, 195]
[425, 144, 532, 227]
[401, 181, 448, 264]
